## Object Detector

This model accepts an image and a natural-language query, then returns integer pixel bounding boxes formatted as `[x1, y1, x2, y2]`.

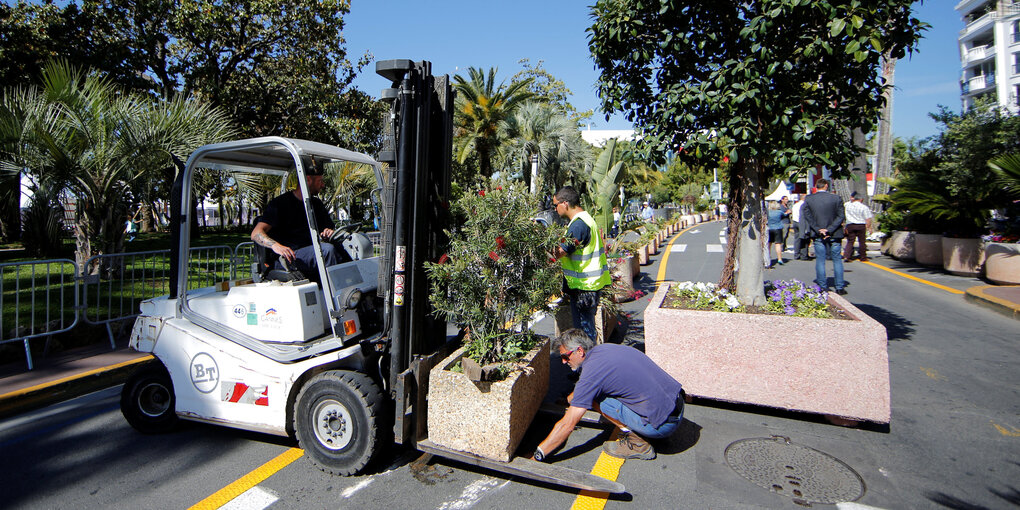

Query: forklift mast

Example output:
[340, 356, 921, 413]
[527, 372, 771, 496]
[375, 60, 454, 400]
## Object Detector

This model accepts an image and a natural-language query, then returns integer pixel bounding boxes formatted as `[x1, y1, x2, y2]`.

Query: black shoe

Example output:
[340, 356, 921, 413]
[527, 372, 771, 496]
[836, 289, 848, 295]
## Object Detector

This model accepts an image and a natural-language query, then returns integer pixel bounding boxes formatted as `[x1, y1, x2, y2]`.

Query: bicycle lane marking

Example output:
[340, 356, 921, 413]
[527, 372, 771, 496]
[188, 447, 303, 510]
[859, 261, 965, 295]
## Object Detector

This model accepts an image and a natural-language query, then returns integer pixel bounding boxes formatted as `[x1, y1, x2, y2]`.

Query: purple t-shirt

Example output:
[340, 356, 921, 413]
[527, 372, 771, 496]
[571, 344, 683, 428]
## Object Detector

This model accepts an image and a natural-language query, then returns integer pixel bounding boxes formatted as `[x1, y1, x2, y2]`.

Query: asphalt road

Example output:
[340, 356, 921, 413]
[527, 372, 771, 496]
[1, 221, 1017, 509]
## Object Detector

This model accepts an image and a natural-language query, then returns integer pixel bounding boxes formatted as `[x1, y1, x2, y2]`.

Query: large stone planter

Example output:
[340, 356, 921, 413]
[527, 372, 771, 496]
[638, 244, 650, 265]
[553, 303, 618, 344]
[914, 233, 944, 266]
[942, 237, 985, 277]
[985, 242, 1020, 285]
[644, 284, 890, 423]
[428, 338, 550, 461]
[888, 230, 915, 261]
[630, 252, 640, 276]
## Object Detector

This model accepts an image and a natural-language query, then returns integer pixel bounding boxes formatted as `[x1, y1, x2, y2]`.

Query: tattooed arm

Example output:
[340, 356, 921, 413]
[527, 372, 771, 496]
[251, 221, 295, 262]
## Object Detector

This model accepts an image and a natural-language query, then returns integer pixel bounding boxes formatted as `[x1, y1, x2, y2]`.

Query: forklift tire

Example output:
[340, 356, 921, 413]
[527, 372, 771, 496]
[120, 362, 178, 434]
[294, 370, 385, 476]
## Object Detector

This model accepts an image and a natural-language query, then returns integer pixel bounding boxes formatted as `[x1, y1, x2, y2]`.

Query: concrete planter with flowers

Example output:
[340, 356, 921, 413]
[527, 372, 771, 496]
[424, 183, 561, 460]
[644, 281, 891, 424]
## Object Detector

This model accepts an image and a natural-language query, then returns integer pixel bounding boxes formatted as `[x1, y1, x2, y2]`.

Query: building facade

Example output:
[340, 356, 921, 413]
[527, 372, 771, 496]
[957, 0, 1020, 111]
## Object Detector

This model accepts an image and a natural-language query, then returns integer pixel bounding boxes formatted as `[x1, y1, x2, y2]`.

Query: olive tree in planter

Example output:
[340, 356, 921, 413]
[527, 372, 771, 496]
[424, 183, 561, 461]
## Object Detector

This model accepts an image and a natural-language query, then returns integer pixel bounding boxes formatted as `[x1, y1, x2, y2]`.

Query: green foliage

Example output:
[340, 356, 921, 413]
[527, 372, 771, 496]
[988, 153, 1020, 198]
[670, 281, 745, 313]
[587, 0, 924, 301]
[511, 58, 594, 124]
[885, 101, 1020, 236]
[0, 0, 380, 151]
[586, 139, 626, 235]
[501, 101, 592, 194]
[20, 180, 65, 257]
[453, 67, 534, 179]
[0, 60, 234, 266]
[425, 182, 561, 368]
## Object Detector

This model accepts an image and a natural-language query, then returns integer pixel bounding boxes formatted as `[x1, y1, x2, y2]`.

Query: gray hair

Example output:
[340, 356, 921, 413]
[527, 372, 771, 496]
[768, 201, 780, 210]
[553, 328, 594, 352]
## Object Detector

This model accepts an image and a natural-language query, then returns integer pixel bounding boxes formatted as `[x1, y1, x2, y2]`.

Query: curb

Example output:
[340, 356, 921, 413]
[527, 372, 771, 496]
[0, 355, 153, 419]
[964, 285, 1020, 321]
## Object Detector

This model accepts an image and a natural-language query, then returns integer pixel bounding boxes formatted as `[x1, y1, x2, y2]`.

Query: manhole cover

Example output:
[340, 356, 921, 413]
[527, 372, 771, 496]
[725, 436, 865, 505]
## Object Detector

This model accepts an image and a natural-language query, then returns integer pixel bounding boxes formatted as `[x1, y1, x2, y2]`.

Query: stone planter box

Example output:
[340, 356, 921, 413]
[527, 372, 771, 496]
[638, 244, 650, 265]
[914, 234, 944, 266]
[609, 255, 636, 300]
[644, 284, 890, 423]
[553, 303, 618, 344]
[428, 338, 550, 462]
[888, 230, 915, 261]
[630, 252, 641, 276]
[942, 237, 985, 277]
[985, 242, 1020, 285]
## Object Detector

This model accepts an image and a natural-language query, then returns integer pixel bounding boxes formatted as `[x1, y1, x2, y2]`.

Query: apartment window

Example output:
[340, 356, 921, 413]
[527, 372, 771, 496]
[1014, 21, 1020, 43]
[1015, 53, 1020, 74]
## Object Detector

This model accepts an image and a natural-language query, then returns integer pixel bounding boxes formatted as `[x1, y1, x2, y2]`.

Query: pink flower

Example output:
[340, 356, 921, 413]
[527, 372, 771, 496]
[495, 236, 506, 249]
[478, 190, 486, 197]
[488, 251, 500, 261]
[438, 253, 450, 265]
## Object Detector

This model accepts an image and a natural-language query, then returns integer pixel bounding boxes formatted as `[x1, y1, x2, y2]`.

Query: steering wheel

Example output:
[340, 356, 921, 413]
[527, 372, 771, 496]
[327, 221, 365, 244]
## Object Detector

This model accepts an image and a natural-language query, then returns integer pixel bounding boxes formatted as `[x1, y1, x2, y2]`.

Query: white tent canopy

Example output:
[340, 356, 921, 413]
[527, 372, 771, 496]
[764, 181, 792, 201]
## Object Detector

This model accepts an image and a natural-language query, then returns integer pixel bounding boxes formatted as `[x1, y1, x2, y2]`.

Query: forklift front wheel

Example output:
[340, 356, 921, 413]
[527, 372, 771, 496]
[120, 362, 179, 434]
[294, 371, 384, 476]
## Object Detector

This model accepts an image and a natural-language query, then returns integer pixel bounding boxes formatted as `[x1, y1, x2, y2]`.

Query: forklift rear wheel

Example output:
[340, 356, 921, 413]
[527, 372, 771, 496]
[120, 362, 178, 434]
[294, 370, 385, 476]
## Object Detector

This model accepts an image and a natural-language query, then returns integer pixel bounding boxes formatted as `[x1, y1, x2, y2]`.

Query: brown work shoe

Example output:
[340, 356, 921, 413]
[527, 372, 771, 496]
[603, 431, 656, 460]
[859, 257, 870, 262]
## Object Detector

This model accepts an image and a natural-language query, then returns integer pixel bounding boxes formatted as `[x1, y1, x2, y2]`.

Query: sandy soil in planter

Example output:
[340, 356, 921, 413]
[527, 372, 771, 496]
[427, 338, 550, 461]
[644, 284, 890, 423]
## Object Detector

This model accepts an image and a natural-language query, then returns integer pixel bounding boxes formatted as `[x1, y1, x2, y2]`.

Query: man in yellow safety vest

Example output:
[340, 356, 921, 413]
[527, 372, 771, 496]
[552, 186, 611, 341]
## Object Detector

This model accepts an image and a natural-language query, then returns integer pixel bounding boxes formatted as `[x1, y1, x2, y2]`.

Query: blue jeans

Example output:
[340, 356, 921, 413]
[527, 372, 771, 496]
[277, 243, 340, 275]
[598, 397, 682, 439]
[568, 289, 600, 342]
[813, 238, 844, 290]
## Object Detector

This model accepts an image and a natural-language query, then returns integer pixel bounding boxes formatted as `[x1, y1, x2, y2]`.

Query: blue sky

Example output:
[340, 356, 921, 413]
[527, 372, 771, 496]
[344, 1, 962, 142]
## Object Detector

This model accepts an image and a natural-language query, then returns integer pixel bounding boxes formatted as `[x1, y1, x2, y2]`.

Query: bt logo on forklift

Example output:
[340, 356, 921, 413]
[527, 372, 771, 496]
[190, 352, 219, 393]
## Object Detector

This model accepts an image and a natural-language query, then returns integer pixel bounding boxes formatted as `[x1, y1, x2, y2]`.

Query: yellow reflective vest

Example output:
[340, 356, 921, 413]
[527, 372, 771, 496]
[560, 211, 611, 291]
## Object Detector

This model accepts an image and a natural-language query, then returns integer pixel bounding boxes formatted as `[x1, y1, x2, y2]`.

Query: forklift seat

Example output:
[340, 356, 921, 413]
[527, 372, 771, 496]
[253, 242, 307, 282]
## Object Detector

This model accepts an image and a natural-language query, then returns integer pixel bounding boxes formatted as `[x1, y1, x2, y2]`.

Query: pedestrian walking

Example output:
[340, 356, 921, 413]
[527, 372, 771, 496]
[802, 178, 846, 294]
[767, 201, 786, 266]
[843, 192, 872, 262]
[791, 194, 810, 260]
[779, 196, 792, 251]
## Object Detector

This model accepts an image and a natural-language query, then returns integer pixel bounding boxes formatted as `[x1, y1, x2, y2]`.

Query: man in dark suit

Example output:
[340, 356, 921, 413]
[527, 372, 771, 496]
[801, 178, 846, 294]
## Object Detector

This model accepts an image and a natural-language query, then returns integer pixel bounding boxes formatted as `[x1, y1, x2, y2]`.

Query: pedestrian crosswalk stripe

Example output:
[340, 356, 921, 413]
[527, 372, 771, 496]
[671, 244, 687, 252]
[718, 238, 727, 245]
[707, 244, 723, 252]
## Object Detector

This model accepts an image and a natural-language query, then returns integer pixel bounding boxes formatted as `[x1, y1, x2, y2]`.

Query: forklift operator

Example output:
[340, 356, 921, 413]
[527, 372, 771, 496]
[250, 160, 339, 275]
[532, 329, 684, 462]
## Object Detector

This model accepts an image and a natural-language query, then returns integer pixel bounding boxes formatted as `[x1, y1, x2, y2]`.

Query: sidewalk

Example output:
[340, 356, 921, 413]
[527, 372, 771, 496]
[0, 250, 1017, 420]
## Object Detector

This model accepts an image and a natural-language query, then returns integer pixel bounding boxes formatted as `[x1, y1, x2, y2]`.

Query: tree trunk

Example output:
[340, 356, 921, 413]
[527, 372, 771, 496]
[873, 54, 897, 211]
[734, 160, 766, 306]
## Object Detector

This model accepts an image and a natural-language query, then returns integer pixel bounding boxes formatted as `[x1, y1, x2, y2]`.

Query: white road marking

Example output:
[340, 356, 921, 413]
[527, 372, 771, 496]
[689, 229, 701, 234]
[719, 237, 727, 244]
[221, 486, 277, 510]
[341, 478, 374, 498]
[437, 478, 509, 510]
[707, 244, 724, 252]
[671, 244, 687, 252]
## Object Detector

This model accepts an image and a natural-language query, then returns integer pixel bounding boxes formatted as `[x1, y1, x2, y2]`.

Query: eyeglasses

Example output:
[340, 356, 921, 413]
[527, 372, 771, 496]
[560, 348, 576, 361]
[552, 201, 563, 209]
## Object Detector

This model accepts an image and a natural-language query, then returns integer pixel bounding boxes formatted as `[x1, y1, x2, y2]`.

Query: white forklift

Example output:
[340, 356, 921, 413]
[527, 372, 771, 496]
[119, 59, 624, 494]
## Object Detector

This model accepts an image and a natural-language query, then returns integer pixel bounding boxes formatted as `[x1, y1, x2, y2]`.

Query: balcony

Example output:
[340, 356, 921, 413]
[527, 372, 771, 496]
[963, 74, 997, 94]
[960, 11, 995, 40]
[965, 45, 995, 64]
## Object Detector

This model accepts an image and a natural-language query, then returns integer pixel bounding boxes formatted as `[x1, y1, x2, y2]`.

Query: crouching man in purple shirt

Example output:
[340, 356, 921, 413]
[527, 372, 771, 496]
[532, 329, 685, 461]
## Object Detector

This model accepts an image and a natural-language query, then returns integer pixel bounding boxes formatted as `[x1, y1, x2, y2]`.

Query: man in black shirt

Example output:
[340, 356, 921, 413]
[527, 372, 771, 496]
[251, 161, 339, 276]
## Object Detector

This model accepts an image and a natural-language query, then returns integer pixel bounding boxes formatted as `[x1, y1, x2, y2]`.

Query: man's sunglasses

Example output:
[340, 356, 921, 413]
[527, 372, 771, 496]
[560, 349, 576, 361]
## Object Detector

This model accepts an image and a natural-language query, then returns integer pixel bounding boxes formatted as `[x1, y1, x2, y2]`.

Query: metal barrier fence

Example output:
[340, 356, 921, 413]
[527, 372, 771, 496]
[1, 237, 382, 370]
[0, 259, 80, 370]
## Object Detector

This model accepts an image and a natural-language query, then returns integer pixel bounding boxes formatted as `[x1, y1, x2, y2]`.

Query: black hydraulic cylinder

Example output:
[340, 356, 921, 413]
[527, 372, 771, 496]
[388, 72, 417, 392]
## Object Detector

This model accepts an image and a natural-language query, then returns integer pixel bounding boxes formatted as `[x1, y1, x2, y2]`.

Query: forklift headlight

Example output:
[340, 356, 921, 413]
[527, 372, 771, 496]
[342, 288, 362, 309]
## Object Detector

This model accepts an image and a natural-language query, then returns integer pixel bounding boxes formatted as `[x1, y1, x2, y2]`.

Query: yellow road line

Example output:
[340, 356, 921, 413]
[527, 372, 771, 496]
[189, 447, 304, 510]
[860, 261, 964, 294]
[654, 222, 701, 290]
[991, 421, 1020, 437]
[570, 429, 623, 510]
[0, 355, 153, 400]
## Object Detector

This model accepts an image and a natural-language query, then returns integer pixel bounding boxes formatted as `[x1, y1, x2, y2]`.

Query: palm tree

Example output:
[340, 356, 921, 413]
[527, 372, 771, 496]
[501, 102, 589, 194]
[453, 67, 533, 179]
[0, 60, 234, 271]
